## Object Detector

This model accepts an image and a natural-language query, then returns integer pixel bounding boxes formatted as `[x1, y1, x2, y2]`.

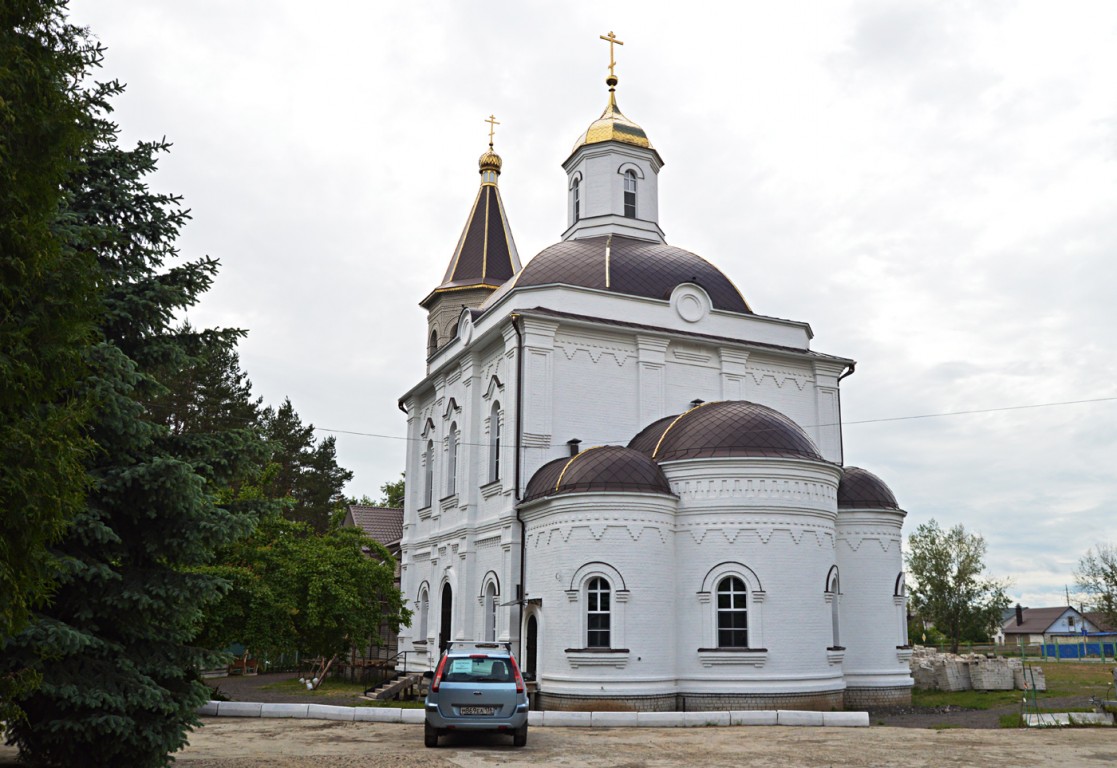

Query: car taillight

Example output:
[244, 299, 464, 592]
[431, 655, 448, 693]
[510, 655, 525, 694]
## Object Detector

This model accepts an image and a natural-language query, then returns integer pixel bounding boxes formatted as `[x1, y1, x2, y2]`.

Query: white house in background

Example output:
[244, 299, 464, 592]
[396, 52, 914, 711]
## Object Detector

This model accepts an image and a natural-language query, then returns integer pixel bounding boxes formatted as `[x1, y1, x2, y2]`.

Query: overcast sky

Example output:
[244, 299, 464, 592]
[70, 1, 1117, 610]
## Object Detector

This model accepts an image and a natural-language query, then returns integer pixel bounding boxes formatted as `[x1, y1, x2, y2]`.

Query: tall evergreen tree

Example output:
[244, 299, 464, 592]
[261, 399, 353, 532]
[0, 0, 100, 727]
[2, 70, 257, 768]
[0, 0, 97, 645]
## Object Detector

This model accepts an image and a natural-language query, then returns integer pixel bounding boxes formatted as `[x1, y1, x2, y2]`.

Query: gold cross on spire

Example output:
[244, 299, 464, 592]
[599, 31, 624, 77]
[485, 114, 500, 149]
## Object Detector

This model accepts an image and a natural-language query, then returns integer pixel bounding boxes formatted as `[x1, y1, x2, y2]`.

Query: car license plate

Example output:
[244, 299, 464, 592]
[460, 706, 495, 715]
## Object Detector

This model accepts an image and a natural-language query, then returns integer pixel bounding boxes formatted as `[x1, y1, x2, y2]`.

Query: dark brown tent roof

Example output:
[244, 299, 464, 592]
[512, 236, 750, 313]
[522, 445, 673, 503]
[837, 467, 900, 510]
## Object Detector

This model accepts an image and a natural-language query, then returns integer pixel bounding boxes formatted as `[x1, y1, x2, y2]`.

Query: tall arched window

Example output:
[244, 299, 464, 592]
[623, 170, 637, 218]
[446, 422, 458, 497]
[418, 587, 429, 641]
[428, 329, 438, 356]
[489, 401, 501, 483]
[586, 577, 611, 648]
[717, 576, 748, 648]
[827, 568, 841, 648]
[572, 177, 581, 221]
[484, 582, 497, 642]
[423, 439, 434, 508]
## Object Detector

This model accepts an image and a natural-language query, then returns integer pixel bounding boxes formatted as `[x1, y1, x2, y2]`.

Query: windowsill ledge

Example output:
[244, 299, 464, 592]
[480, 481, 502, 499]
[696, 648, 768, 668]
[417, 505, 432, 520]
[896, 646, 914, 663]
[826, 647, 846, 665]
[564, 648, 631, 669]
[439, 494, 458, 511]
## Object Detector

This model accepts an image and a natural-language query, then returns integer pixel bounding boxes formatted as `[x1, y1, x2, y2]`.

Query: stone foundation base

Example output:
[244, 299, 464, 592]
[680, 690, 845, 712]
[538, 692, 676, 712]
[844, 686, 912, 708]
[538, 689, 846, 713]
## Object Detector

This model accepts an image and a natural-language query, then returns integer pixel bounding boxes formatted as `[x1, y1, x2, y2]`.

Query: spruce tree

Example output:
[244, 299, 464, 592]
[2, 74, 258, 768]
[0, 0, 100, 727]
[0, 0, 97, 645]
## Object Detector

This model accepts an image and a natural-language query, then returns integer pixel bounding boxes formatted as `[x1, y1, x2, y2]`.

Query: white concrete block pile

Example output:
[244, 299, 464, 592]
[909, 646, 1046, 692]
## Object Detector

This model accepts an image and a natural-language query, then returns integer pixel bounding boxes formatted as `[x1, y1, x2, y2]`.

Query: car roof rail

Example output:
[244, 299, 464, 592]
[444, 640, 513, 653]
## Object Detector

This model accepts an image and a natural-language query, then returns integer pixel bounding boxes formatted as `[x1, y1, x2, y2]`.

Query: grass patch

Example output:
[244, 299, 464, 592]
[260, 676, 426, 707]
[929, 723, 964, 730]
[912, 688, 1020, 710]
[998, 713, 1024, 728]
[261, 678, 371, 698]
[913, 661, 1115, 711]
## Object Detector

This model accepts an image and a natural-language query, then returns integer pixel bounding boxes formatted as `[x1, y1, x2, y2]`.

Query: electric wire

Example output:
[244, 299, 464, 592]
[313, 395, 1117, 450]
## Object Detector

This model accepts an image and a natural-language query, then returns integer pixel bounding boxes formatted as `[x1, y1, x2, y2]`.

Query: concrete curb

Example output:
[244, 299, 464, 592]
[199, 701, 869, 727]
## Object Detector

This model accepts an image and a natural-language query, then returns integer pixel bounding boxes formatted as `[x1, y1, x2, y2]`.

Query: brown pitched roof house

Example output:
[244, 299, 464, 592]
[1001, 605, 1103, 642]
[343, 505, 403, 556]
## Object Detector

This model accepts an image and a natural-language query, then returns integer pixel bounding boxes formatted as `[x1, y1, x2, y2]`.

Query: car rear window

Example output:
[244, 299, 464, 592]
[442, 656, 514, 683]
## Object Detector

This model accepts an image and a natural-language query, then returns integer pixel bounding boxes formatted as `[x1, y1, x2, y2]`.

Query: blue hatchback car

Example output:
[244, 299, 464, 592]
[423, 641, 529, 747]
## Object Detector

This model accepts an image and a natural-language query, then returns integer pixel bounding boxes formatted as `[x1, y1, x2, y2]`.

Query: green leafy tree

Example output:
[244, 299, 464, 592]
[0, 0, 97, 647]
[1075, 543, 1117, 630]
[261, 399, 353, 532]
[1, 74, 257, 766]
[905, 519, 1010, 654]
[196, 516, 409, 664]
[379, 474, 405, 508]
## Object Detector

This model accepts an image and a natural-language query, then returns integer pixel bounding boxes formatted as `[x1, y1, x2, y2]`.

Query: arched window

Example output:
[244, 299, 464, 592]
[418, 587, 429, 641]
[717, 576, 748, 648]
[489, 401, 501, 483]
[428, 329, 438, 356]
[484, 582, 497, 642]
[826, 567, 841, 648]
[446, 422, 458, 497]
[572, 176, 581, 221]
[623, 170, 637, 218]
[586, 577, 611, 648]
[423, 439, 434, 508]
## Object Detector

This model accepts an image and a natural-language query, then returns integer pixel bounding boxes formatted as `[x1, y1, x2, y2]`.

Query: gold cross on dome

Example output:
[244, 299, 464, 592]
[599, 31, 624, 77]
[485, 114, 500, 148]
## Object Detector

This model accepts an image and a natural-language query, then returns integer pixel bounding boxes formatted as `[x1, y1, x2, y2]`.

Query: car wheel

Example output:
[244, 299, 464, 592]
[512, 724, 528, 747]
[424, 721, 440, 748]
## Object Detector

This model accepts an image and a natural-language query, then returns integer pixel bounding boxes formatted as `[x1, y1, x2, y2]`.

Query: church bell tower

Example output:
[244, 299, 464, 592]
[420, 116, 521, 357]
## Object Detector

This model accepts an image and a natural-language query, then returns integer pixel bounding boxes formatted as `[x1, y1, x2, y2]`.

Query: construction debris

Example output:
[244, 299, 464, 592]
[908, 646, 1045, 692]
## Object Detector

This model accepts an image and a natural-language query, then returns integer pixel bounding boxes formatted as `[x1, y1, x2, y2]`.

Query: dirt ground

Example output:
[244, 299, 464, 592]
[3, 675, 1112, 766]
[5, 718, 1113, 767]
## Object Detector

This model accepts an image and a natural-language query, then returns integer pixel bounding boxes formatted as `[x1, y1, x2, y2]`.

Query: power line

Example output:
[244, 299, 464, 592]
[314, 395, 1117, 449]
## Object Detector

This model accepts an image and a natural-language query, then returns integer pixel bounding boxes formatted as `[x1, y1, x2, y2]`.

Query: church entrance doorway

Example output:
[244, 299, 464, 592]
[439, 584, 453, 652]
[524, 614, 538, 680]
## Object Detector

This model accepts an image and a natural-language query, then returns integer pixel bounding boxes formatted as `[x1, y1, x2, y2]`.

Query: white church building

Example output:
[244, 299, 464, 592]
[397, 50, 913, 711]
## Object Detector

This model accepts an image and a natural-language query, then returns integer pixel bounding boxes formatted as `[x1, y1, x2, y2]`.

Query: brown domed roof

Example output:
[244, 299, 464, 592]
[627, 414, 679, 456]
[650, 401, 823, 463]
[511, 236, 750, 313]
[522, 445, 673, 503]
[837, 467, 900, 510]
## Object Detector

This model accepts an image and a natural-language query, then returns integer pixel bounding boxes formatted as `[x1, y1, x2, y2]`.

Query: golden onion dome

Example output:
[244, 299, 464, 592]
[479, 148, 502, 174]
[572, 75, 652, 152]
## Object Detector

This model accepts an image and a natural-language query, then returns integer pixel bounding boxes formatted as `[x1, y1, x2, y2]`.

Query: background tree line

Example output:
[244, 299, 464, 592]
[1, 4, 407, 766]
